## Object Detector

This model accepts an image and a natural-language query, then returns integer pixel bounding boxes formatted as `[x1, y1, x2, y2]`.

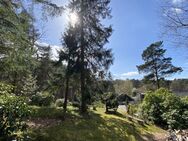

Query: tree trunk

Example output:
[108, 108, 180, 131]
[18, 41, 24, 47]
[155, 71, 160, 89]
[63, 73, 70, 113]
[153, 58, 160, 89]
[80, 67, 87, 113]
[63, 59, 71, 113]
[156, 78, 160, 89]
[105, 103, 108, 113]
[80, 0, 87, 113]
[13, 72, 18, 94]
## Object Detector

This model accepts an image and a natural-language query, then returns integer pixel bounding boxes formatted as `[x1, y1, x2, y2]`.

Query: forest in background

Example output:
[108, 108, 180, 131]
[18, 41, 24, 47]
[113, 78, 188, 96]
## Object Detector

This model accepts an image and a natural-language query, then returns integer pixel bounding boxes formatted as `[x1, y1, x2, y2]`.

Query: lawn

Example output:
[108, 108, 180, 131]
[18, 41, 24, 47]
[28, 106, 166, 141]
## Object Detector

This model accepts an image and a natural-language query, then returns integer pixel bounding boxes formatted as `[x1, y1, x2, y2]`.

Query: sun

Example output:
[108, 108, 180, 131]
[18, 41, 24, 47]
[69, 12, 79, 26]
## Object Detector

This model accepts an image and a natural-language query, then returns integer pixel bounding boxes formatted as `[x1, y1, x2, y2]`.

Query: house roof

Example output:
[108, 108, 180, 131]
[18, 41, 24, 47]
[117, 93, 134, 102]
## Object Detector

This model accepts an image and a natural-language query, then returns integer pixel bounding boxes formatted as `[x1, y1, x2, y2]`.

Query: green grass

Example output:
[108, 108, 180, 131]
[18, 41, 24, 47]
[30, 106, 65, 118]
[28, 106, 166, 141]
[29, 105, 81, 119]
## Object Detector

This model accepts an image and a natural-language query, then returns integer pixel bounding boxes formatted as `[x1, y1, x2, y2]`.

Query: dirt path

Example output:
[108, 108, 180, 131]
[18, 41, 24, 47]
[27, 118, 62, 128]
[141, 132, 168, 141]
[153, 133, 168, 141]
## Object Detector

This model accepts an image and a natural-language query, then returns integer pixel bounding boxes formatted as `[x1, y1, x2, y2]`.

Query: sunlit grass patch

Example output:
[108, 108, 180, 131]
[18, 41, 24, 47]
[28, 106, 165, 141]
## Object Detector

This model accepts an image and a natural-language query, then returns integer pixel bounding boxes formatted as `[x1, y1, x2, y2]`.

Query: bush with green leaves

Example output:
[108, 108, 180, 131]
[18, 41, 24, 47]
[0, 82, 14, 95]
[182, 96, 188, 104]
[92, 101, 104, 108]
[71, 101, 80, 108]
[55, 99, 64, 107]
[140, 88, 188, 129]
[0, 95, 30, 140]
[30, 93, 42, 106]
[127, 104, 139, 116]
[104, 92, 119, 113]
[30, 92, 54, 106]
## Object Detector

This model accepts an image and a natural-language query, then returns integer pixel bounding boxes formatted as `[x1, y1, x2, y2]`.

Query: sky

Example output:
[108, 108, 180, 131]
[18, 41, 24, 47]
[35, 0, 188, 80]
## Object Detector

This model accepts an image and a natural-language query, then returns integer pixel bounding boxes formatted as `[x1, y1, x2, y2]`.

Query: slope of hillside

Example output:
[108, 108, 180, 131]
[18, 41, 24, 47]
[28, 107, 167, 141]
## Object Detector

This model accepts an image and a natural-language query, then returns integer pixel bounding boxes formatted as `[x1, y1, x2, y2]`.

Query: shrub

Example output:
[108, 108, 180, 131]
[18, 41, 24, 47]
[127, 104, 139, 116]
[42, 92, 54, 106]
[140, 88, 188, 129]
[140, 90, 164, 125]
[0, 95, 30, 140]
[0, 82, 14, 95]
[30, 92, 54, 106]
[55, 99, 64, 107]
[93, 101, 104, 108]
[30, 93, 41, 105]
[71, 101, 80, 108]
[182, 96, 188, 105]
[104, 92, 118, 113]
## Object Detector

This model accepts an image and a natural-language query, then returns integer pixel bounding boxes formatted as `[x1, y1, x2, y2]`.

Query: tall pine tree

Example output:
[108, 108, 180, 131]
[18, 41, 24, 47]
[67, 0, 113, 113]
[59, 24, 80, 112]
[137, 41, 182, 89]
[0, 1, 38, 94]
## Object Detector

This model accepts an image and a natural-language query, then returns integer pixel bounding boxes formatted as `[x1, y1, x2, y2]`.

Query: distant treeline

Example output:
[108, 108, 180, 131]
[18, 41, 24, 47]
[113, 79, 188, 96]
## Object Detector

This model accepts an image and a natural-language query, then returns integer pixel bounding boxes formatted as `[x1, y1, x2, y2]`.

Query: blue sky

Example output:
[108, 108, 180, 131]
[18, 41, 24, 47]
[36, 0, 188, 80]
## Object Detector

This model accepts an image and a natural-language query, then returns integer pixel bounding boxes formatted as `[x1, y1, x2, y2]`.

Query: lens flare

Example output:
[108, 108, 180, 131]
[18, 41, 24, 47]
[69, 12, 79, 26]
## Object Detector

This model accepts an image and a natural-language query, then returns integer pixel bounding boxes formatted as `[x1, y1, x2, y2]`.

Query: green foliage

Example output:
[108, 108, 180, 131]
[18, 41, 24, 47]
[41, 92, 55, 106]
[71, 101, 80, 108]
[21, 74, 38, 97]
[182, 96, 188, 104]
[0, 82, 14, 95]
[92, 101, 104, 108]
[127, 104, 139, 116]
[30, 93, 42, 106]
[63, 0, 113, 113]
[55, 99, 64, 107]
[30, 92, 54, 106]
[0, 0, 62, 96]
[141, 88, 188, 129]
[104, 93, 118, 112]
[43, 62, 66, 96]
[29, 107, 165, 141]
[137, 41, 182, 88]
[36, 46, 53, 91]
[0, 0, 38, 95]
[30, 106, 65, 119]
[0, 95, 30, 140]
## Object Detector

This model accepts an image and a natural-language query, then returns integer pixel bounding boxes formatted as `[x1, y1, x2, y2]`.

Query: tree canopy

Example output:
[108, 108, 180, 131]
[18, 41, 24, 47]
[137, 41, 182, 89]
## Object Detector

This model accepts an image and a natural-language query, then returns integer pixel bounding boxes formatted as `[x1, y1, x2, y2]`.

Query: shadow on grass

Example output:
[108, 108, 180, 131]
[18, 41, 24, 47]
[30, 106, 81, 120]
[105, 110, 147, 127]
[30, 106, 64, 119]
[29, 108, 156, 141]
[105, 110, 127, 118]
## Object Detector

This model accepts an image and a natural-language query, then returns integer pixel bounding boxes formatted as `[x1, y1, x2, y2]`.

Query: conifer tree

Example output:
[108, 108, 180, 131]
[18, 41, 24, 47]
[137, 41, 182, 89]
[21, 74, 38, 96]
[58, 23, 80, 112]
[67, 0, 113, 113]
